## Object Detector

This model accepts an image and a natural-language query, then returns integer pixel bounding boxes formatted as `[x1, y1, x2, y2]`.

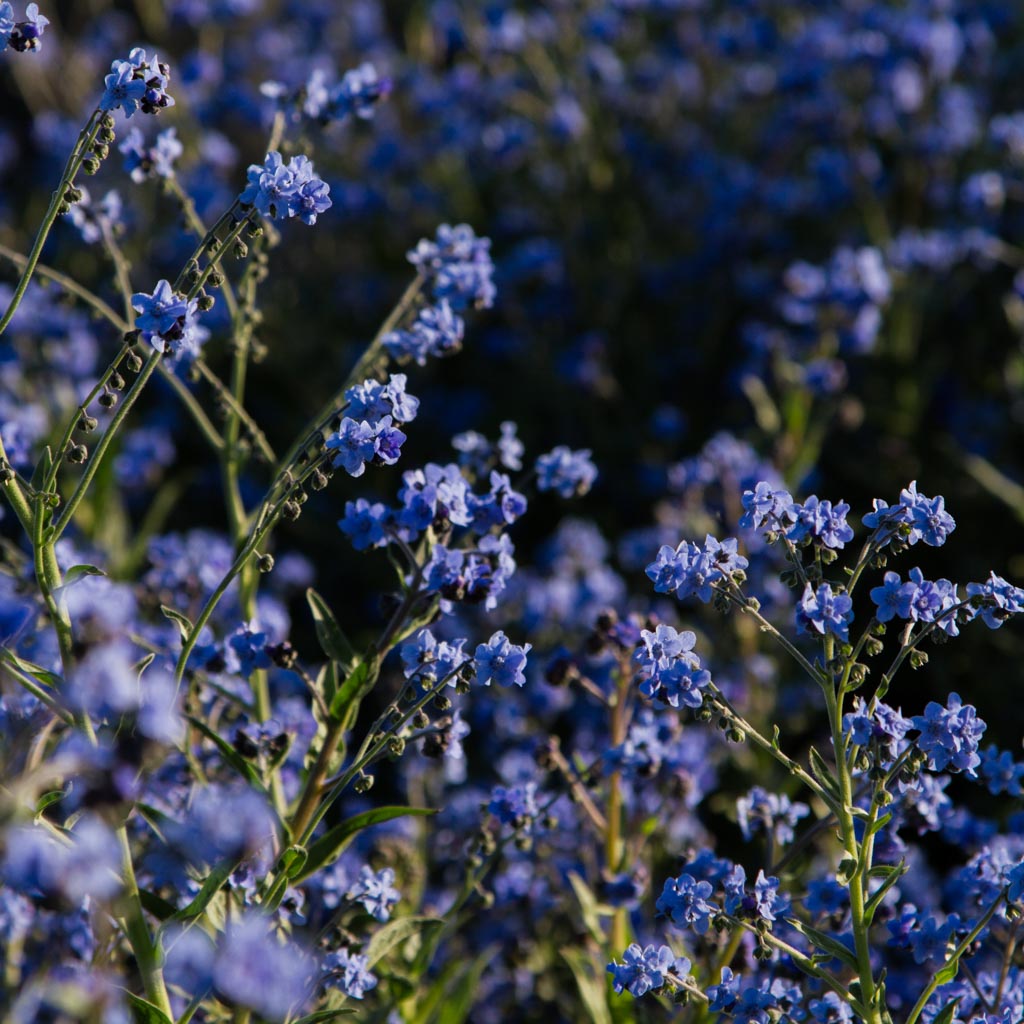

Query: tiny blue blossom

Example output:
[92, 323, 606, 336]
[346, 866, 400, 922]
[655, 874, 716, 934]
[796, 583, 853, 642]
[474, 630, 531, 687]
[322, 949, 377, 1000]
[911, 692, 986, 777]
[606, 944, 689, 997]
[535, 446, 597, 498]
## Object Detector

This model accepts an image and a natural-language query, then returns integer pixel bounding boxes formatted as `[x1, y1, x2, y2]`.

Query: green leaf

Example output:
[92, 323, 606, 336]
[161, 605, 194, 641]
[865, 861, 907, 923]
[365, 915, 444, 968]
[166, 859, 236, 924]
[561, 947, 614, 1024]
[279, 845, 308, 880]
[0, 647, 62, 688]
[62, 563, 106, 587]
[930, 998, 961, 1024]
[934, 960, 960, 986]
[35, 786, 69, 815]
[866, 811, 893, 837]
[186, 716, 265, 790]
[787, 920, 859, 971]
[808, 746, 841, 799]
[30, 446, 54, 492]
[125, 993, 172, 1024]
[138, 888, 177, 922]
[405, 945, 497, 1024]
[567, 872, 606, 946]
[327, 659, 376, 725]
[306, 588, 357, 668]
[297, 806, 436, 883]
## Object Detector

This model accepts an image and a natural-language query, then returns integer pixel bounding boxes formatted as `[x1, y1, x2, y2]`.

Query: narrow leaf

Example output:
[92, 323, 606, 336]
[787, 920, 859, 971]
[125, 992, 173, 1024]
[306, 588, 357, 667]
[161, 605, 194, 641]
[327, 660, 374, 725]
[297, 806, 436, 883]
[62, 563, 107, 587]
[365, 916, 444, 968]
[186, 716, 265, 790]
[567, 872, 606, 946]
[167, 859, 236, 923]
[808, 746, 841, 799]
[561, 948, 614, 1024]
[931, 999, 961, 1024]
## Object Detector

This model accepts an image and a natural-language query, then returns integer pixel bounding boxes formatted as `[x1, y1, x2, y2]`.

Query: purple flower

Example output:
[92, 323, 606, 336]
[966, 572, 1024, 629]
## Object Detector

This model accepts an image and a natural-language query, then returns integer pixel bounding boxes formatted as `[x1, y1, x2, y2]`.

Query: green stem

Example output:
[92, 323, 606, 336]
[824, 674, 883, 1024]
[905, 892, 1006, 1024]
[50, 350, 163, 541]
[0, 111, 102, 337]
[116, 824, 173, 1018]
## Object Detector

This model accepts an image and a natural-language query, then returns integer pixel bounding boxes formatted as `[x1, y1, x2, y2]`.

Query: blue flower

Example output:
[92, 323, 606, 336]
[606, 944, 689, 998]
[239, 151, 331, 223]
[740, 481, 798, 533]
[346, 865, 401, 922]
[788, 495, 855, 550]
[796, 583, 853, 642]
[325, 419, 377, 477]
[119, 125, 183, 182]
[322, 949, 377, 1000]
[338, 498, 389, 550]
[407, 223, 496, 310]
[329, 62, 392, 120]
[535, 446, 597, 498]
[645, 535, 747, 604]
[870, 571, 916, 622]
[214, 915, 313, 1019]
[2, 3, 49, 53]
[131, 280, 201, 355]
[655, 873, 716, 934]
[863, 481, 956, 548]
[911, 692, 986, 777]
[487, 781, 538, 825]
[400, 628, 470, 688]
[474, 630, 531, 687]
[101, 50, 174, 116]
[966, 572, 1024, 629]
[707, 966, 742, 1012]
[736, 786, 810, 846]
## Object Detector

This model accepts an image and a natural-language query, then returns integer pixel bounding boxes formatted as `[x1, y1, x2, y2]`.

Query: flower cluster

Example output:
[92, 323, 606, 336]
[119, 125, 183, 182]
[239, 152, 332, 224]
[0, 2, 47, 53]
[646, 534, 749, 603]
[131, 280, 202, 357]
[100, 49, 174, 116]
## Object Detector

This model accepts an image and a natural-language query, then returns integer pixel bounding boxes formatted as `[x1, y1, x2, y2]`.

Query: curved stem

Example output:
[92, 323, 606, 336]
[0, 111, 102, 337]
[50, 350, 163, 541]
